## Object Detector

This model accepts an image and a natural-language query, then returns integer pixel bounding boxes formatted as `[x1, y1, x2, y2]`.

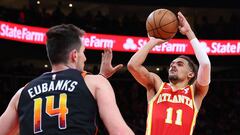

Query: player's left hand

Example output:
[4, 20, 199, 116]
[99, 48, 123, 78]
[178, 12, 192, 35]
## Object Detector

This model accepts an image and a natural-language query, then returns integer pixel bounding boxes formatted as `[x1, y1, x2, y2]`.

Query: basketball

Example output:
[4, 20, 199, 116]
[146, 9, 179, 40]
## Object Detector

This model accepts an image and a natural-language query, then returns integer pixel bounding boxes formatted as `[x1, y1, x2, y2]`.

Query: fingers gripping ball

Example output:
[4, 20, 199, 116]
[146, 9, 179, 40]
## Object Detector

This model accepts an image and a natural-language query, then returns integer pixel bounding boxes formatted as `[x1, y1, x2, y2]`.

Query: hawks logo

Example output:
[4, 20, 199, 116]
[183, 88, 189, 94]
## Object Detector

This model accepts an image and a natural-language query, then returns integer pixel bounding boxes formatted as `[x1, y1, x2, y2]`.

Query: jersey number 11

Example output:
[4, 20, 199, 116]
[165, 107, 182, 126]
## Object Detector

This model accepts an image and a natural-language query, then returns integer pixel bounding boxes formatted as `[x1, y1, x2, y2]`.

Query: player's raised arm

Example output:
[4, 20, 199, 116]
[178, 12, 211, 108]
[127, 37, 165, 90]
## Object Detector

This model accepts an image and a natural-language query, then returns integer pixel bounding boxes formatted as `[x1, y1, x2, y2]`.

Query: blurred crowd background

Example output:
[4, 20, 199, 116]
[1, 0, 240, 39]
[0, 0, 240, 135]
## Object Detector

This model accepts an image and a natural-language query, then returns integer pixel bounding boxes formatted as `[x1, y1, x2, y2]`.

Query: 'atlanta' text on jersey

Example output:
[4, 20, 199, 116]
[146, 83, 198, 135]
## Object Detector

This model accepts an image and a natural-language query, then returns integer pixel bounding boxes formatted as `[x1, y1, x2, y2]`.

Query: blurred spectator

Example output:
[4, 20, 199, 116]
[0, 4, 240, 135]
[0, 5, 239, 39]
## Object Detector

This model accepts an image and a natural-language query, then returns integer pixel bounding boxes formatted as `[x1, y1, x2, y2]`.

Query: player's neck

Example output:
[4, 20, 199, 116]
[51, 63, 76, 72]
[169, 81, 189, 91]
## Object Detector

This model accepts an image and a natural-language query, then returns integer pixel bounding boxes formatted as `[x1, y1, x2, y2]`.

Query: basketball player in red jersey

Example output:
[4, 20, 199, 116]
[0, 24, 133, 135]
[128, 12, 211, 135]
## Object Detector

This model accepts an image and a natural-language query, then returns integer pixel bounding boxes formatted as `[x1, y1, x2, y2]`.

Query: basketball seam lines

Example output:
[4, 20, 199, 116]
[148, 10, 178, 39]
[148, 27, 176, 34]
[148, 19, 178, 33]
[153, 11, 162, 37]
[158, 11, 177, 36]
[147, 21, 154, 31]
[160, 19, 178, 29]
[159, 10, 169, 28]
[160, 22, 178, 34]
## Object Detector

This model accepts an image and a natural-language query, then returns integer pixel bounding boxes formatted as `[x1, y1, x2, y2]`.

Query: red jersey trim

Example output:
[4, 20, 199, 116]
[190, 85, 199, 135]
[146, 82, 165, 135]
[148, 82, 165, 104]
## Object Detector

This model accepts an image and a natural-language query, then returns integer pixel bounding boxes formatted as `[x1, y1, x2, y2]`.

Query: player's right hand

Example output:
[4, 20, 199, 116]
[99, 48, 123, 78]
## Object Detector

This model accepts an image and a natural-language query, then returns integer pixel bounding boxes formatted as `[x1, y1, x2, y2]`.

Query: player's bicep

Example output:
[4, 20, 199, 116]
[95, 77, 130, 134]
[0, 89, 21, 135]
[128, 65, 158, 89]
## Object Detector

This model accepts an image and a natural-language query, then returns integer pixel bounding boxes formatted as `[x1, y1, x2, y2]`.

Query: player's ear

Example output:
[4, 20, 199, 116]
[188, 71, 194, 79]
[69, 49, 78, 63]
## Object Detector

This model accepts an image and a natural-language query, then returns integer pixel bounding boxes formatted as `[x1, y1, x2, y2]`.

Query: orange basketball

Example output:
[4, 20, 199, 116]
[146, 9, 179, 40]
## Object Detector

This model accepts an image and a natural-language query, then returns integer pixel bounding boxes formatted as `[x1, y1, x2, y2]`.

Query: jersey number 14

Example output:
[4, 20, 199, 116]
[33, 93, 69, 134]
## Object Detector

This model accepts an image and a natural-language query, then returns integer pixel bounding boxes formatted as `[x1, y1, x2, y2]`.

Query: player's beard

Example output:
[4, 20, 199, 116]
[168, 74, 179, 84]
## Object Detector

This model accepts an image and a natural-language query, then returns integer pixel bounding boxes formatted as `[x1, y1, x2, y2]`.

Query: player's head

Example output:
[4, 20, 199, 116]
[46, 24, 85, 71]
[168, 55, 198, 85]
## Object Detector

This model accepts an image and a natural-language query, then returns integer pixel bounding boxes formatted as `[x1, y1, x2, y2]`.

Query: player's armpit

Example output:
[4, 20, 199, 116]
[193, 82, 209, 110]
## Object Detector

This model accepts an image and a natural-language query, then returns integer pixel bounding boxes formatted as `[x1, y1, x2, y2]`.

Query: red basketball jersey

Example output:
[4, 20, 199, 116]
[146, 83, 198, 135]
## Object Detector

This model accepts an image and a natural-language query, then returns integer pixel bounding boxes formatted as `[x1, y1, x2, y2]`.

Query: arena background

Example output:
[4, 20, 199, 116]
[0, 0, 239, 134]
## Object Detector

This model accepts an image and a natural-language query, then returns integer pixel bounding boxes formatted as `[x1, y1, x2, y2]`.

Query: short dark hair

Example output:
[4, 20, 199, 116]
[46, 24, 85, 65]
[178, 55, 198, 85]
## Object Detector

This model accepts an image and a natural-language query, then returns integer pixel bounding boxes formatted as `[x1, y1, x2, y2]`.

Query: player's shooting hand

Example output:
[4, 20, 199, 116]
[177, 12, 192, 35]
[99, 48, 123, 78]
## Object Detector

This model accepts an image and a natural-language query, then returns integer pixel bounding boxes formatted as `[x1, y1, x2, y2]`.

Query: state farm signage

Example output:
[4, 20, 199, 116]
[82, 35, 115, 49]
[122, 38, 188, 54]
[200, 41, 240, 54]
[0, 21, 47, 44]
[0, 21, 239, 55]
